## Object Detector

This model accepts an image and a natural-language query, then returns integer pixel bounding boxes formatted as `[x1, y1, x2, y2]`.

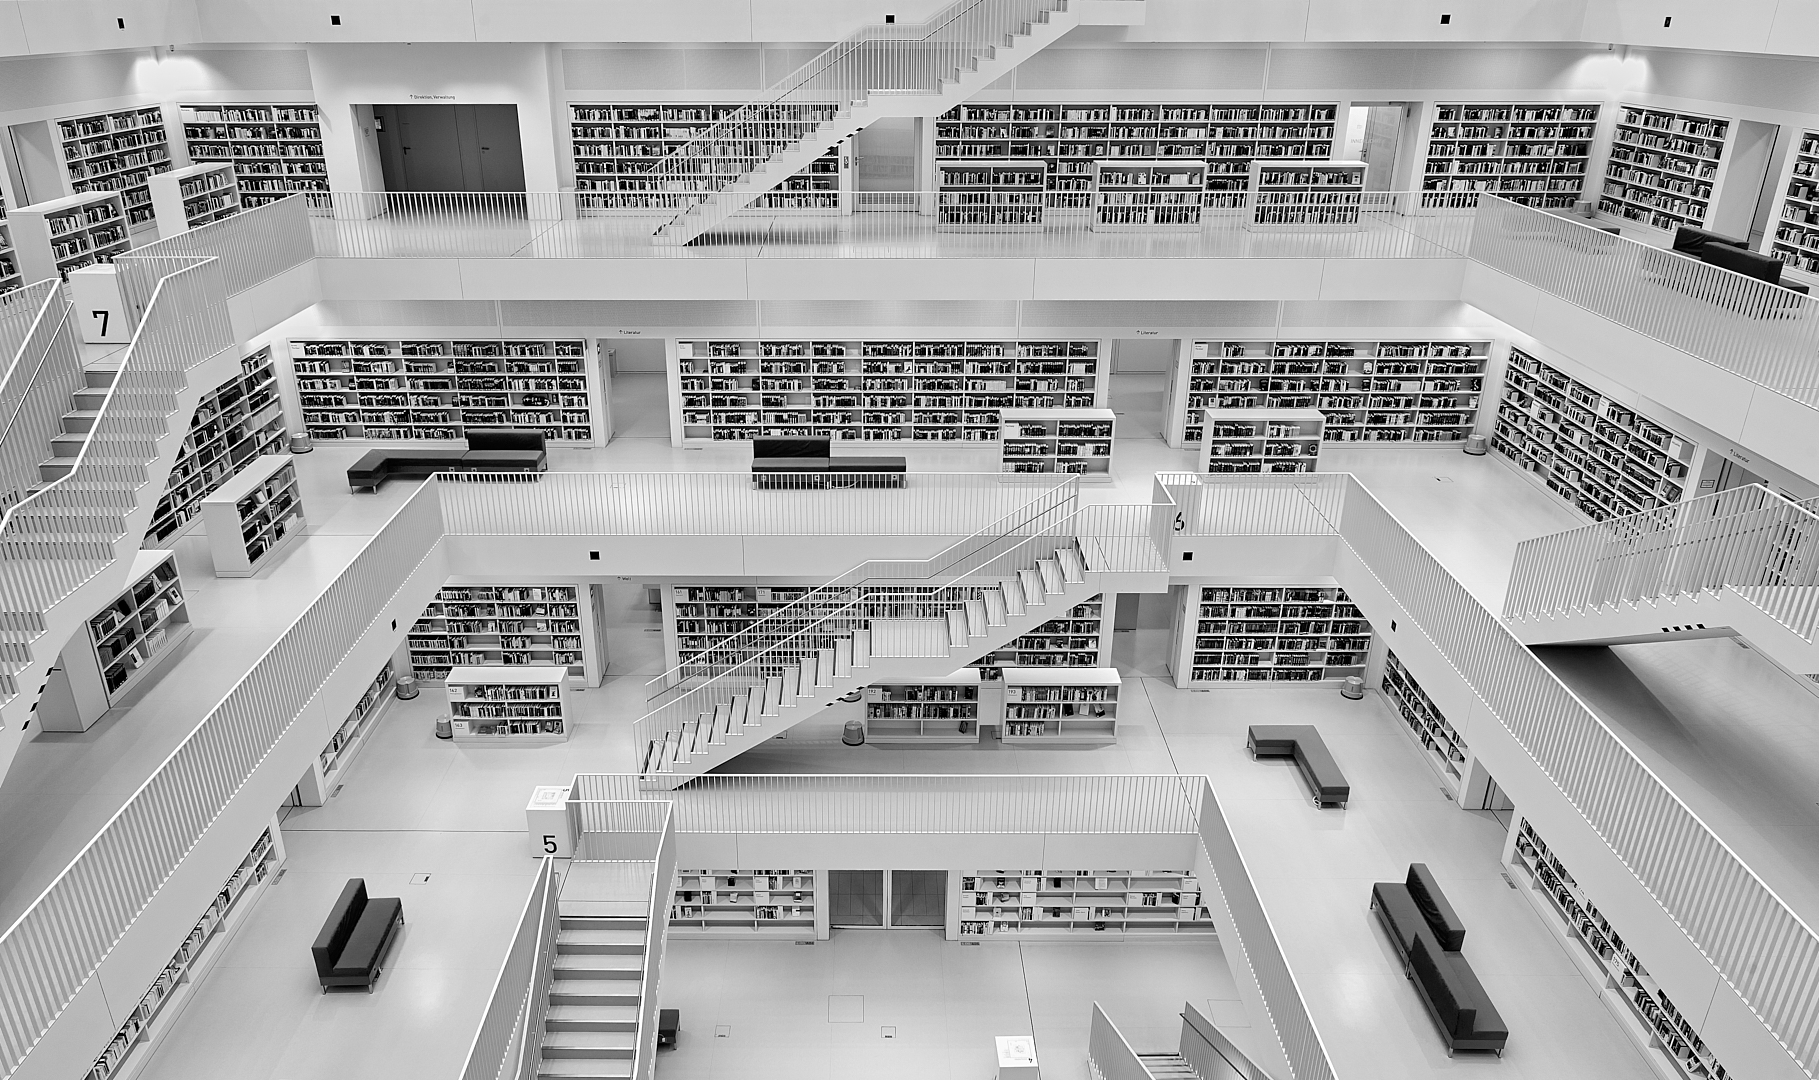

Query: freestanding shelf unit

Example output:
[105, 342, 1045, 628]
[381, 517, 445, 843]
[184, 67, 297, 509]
[200, 454, 304, 577]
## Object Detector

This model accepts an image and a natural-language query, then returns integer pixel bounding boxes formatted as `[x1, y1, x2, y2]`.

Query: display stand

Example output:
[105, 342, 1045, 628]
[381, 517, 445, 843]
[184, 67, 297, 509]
[863, 671, 982, 746]
[1170, 585, 1370, 686]
[148, 163, 240, 234]
[1382, 649, 1466, 794]
[1599, 104, 1732, 232]
[670, 869, 825, 937]
[999, 668, 1119, 746]
[1196, 408, 1324, 473]
[446, 665, 569, 745]
[959, 869, 1211, 937]
[53, 106, 169, 232]
[998, 408, 1115, 480]
[1421, 103, 1599, 208]
[11, 191, 129, 281]
[407, 583, 604, 685]
[1091, 160, 1206, 231]
[294, 661, 395, 806]
[936, 160, 1047, 231]
[38, 550, 191, 731]
[200, 454, 303, 577]
[181, 103, 329, 207]
[149, 347, 286, 544]
[1245, 160, 1365, 230]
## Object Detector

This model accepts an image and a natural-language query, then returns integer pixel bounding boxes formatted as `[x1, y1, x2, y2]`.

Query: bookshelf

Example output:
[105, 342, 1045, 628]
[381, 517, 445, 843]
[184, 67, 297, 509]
[56, 106, 170, 232]
[936, 160, 1047, 230]
[181, 103, 329, 207]
[1091, 160, 1206, 230]
[975, 595, 1110, 674]
[150, 347, 285, 544]
[291, 338, 597, 445]
[1771, 128, 1819, 279]
[1170, 585, 1371, 686]
[11, 191, 129, 281]
[1246, 160, 1365, 230]
[959, 869, 1213, 937]
[408, 583, 592, 684]
[673, 338, 1103, 444]
[1196, 407, 1324, 473]
[863, 671, 982, 746]
[1176, 339, 1487, 446]
[200, 454, 303, 577]
[87, 826, 281, 1080]
[998, 407, 1115, 480]
[318, 662, 394, 794]
[1513, 821, 1733, 1080]
[570, 104, 844, 211]
[935, 102, 1338, 209]
[1599, 104, 1732, 232]
[1492, 347, 1696, 522]
[1382, 650, 1466, 791]
[1000, 668, 1118, 745]
[148, 162, 240, 234]
[446, 665, 569, 745]
[1421, 103, 1599, 208]
[670, 869, 824, 937]
[0, 195, 22, 293]
[39, 550, 192, 731]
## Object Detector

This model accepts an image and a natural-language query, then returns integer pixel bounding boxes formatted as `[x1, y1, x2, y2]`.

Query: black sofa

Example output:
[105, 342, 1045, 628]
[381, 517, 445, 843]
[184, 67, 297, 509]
[347, 428, 549, 491]
[312, 878, 404, 992]
[751, 437, 906, 489]
[1372, 864, 1507, 1056]
[1246, 724, 1350, 808]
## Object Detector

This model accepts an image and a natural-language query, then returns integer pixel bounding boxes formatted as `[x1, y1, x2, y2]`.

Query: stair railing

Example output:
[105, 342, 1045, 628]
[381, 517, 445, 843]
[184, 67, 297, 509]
[457, 856, 557, 1080]
[0, 284, 84, 520]
[1086, 1003, 1151, 1080]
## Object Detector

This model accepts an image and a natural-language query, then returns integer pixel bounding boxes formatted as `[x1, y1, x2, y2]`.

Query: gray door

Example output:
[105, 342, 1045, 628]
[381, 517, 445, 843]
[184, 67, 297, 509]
[829, 870, 884, 927]
[889, 870, 947, 927]
[372, 103, 525, 193]
[470, 104, 526, 192]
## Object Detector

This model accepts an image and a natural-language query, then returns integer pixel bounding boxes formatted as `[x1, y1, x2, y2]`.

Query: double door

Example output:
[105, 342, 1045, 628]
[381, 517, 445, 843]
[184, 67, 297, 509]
[829, 870, 946, 928]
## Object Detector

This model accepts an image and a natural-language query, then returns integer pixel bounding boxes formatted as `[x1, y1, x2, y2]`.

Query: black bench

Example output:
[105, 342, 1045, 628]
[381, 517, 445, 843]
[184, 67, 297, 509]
[311, 878, 404, 992]
[347, 428, 548, 491]
[750, 437, 906, 489]
[658, 1007, 679, 1049]
[1372, 864, 1507, 1056]
[1246, 724, 1350, 808]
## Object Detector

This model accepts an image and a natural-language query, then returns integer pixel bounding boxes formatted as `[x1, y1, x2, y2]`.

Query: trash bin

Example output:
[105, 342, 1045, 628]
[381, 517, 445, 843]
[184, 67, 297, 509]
[435, 715, 453, 740]
[289, 430, 313, 454]
[395, 675, 419, 700]
[842, 720, 866, 746]
[1341, 675, 1365, 700]
[1463, 433, 1488, 456]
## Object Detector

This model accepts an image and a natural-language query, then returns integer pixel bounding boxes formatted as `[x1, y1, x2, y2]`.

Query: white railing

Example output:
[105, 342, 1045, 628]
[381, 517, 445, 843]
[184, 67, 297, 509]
[632, 805, 675, 1080]
[1086, 1003, 1151, 1080]
[0, 285, 83, 522]
[114, 195, 314, 319]
[458, 857, 558, 1080]
[1505, 484, 1819, 637]
[1155, 472, 1347, 536]
[1180, 1002, 1268, 1080]
[0, 280, 56, 382]
[0, 481, 444, 1076]
[1468, 196, 1819, 404]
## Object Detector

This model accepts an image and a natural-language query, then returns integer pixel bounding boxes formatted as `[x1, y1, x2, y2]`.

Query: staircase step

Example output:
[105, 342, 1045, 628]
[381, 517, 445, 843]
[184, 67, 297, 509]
[542, 1030, 636, 1058]
[83, 366, 119, 389]
[851, 628, 871, 667]
[729, 693, 750, 731]
[797, 653, 817, 691]
[964, 598, 988, 637]
[554, 953, 643, 978]
[545, 1005, 638, 1032]
[761, 675, 782, 715]
[548, 980, 643, 1006]
[1018, 569, 1046, 606]
[37, 457, 76, 482]
[1000, 577, 1026, 616]
[72, 388, 110, 410]
[60, 410, 100, 433]
[833, 637, 853, 677]
[560, 915, 647, 932]
[983, 588, 1007, 626]
[557, 928, 646, 954]
[1057, 545, 1085, 584]
[816, 647, 834, 686]
[711, 702, 732, 740]
[779, 664, 799, 706]
[946, 608, 968, 649]
[537, 1059, 633, 1079]
[1038, 558, 1063, 595]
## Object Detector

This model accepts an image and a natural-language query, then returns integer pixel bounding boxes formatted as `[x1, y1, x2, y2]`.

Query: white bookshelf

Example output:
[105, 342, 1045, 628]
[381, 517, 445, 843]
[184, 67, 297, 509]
[149, 347, 286, 544]
[11, 191, 129, 281]
[295, 661, 395, 805]
[1599, 104, 1732, 232]
[200, 454, 303, 577]
[959, 869, 1212, 937]
[670, 869, 824, 937]
[1421, 102, 1599, 208]
[1383, 649, 1466, 793]
[1000, 668, 1118, 746]
[1771, 128, 1819, 279]
[1246, 159, 1365, 230]
[446, 665, 569, 745]
[936, 159, 1047, 231]
[408, 583, 597, 684]
[863, 671, 982, 746]
[291, 338, 597, 445]
[570, 103, 844, 211]
[999, 408, 1114, 480]
[1196, 407, 1324, 473]
[1170, 585, 1370, 686]
[1091, 160, 1206, 231]
[0, 194, 23, 293]
[148, 162, 240, 234]
[1493, 347, 1696, 521]
[56, 105, 170, 232]
[181, 103, 328, 206]
[39, 550, 192, 732]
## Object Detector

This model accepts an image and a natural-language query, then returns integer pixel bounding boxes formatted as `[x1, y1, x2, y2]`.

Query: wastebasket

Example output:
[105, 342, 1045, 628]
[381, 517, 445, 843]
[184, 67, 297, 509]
[1341, 675, 1365, 700]
[842, 720, 866, 746]
[1463, 433, 1488, 456]
[289, 430, 313, 454]
[395, 675, 419, 700]
[435, 715, 453, 740]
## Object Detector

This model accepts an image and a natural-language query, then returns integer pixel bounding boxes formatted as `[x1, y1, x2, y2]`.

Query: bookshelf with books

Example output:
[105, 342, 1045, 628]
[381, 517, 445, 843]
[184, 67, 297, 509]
[935, 102, 1338, 210]
[672, 338, 1103, 444]
[148, 162, 240, 233]
[1492, 347, 1696, 521]
[1170, 585, 1371, 686]
[1196, 407, 1325, 473]
[936, 159, 1047, 230]
[408, 583, 600, 684]
[150, 347, 285, 543]
[55, 106, 169, 231]
[1421, 102, 1599, 208]
[11, 190, 130, 281]
[670, 869, 825, 937]
[1771, 128, 1819, 279]
[863, 671, 982, 746]
[1091, 160, 1206, 230]
[294, 661, 396, 805]
[1246, 160, 1365, 230]
[291, 338, 597, 445]
[181, 103, 329, 207]
[998, 408, 1114, 480]
[959, 869, 1213, 938]
[570, 103, 845, 211]
[40, 549, 192, 732]
[446, 665, 569, 745]
[200, 454, 304, 577]
[0, 195, 22, 292]
[1382, 650, 1467, 792]
[1175, 339, 1487, 446]
[977, 595, 1110, 674]
[1000, 668, 1118, 745]
[1512, 821, 1734, 1080]
[1599, 104, 1732, 232]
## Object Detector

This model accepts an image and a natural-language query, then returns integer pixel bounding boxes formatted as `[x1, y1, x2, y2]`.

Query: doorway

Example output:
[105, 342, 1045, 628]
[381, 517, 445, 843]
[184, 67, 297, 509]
[854, 117, 917, 211]
[371, 103, 526, 192]
[1109, 338, 1176, 440]
[604, 338, 671, 440]
[829, 870, 948, 928]
[1346, 103, 1420, 192]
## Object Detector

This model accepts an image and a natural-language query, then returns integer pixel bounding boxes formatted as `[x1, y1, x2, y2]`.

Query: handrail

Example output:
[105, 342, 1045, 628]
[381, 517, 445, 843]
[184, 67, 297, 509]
[630, 805, 676, 1080]
[458, 857, 557, 1080]
[0, 290, 82, 521]
[1180, 1001, 1271, 1080]
[1087, 1003, 1149, 1080]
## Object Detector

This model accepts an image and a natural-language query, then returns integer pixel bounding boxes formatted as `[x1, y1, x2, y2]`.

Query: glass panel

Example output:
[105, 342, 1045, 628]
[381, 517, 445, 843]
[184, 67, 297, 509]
[829, 870, 884, 926]
[889, 870, 947, 927]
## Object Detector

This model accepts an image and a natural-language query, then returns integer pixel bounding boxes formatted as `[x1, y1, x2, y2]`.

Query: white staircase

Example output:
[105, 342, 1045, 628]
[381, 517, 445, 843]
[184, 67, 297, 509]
[649, 0, 1144, 246]
[538, 915, 646, 1079]
[639, 542, 1103, 784]
[1137, 1052, 1199, 1079]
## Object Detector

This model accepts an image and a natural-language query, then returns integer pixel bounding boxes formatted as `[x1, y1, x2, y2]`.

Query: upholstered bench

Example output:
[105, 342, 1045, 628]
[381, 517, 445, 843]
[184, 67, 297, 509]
[312, 878, 404, 992]
[1371, 864, 1506, 1056]
[1246, 724, 1350, 808]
